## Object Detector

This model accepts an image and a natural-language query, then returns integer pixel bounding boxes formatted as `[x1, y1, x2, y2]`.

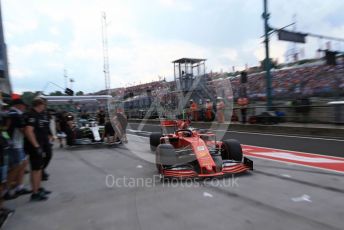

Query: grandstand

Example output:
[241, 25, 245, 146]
[88, 56, 344, 123]
[95, 56, 343, 106]
[229, 57, 344, 100]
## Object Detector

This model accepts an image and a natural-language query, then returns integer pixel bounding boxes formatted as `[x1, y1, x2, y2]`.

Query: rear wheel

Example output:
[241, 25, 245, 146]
[150, 132, 162, 151]
[221, 139, 243, 161]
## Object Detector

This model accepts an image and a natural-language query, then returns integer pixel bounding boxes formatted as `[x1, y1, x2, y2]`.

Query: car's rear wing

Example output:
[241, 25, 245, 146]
[160, 119, 191, 128]
[160, 120, 176, 134]
[160, 120, 176, 127]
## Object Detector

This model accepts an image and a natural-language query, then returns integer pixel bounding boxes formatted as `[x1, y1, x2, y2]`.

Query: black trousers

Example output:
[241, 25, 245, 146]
[42, 143, 53, 171]
[241, 108, 247, 124]
[64, 127, 74, 146]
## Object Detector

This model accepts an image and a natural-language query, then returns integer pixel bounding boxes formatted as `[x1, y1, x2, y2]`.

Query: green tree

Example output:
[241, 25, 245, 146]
[260, 58, 278, 69]
[76, 91, 84, 96]
[49, 91, 63, 96]
[21, 91, 40, 105]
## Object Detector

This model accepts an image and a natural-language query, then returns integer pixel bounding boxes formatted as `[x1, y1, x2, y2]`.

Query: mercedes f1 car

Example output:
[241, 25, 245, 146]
[42, 95, 118, 146]
[149, 120, 253, 178]
[73, 118, 104, 145]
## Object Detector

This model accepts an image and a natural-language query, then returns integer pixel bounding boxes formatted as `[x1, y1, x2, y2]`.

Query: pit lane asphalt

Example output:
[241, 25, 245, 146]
[127, 122, 344, 157]
[5, 134, 344, 230]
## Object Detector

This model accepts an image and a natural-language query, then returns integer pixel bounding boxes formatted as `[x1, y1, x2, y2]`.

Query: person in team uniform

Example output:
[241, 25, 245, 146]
[216, 97, 225, 123]
[80, 111, 90, 120]
[41, 109, 54, 181]
[58, 112, 74, 146]
[237, 97, 249, 124]
[190, 100, 198, 121]
[97, 110, 106, 126]
[103, 117, 115, 144]
[205, 99, 213, 121]
[24, 98, 52, 201]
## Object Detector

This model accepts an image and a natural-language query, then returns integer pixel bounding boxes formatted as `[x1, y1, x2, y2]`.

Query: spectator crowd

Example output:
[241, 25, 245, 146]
[216, 61, 344, 100]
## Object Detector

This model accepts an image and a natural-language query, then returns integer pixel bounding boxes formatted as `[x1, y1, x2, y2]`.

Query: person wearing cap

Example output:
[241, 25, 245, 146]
[216, 97, 225, 123]
[205, 99, 213, 121]
[24, 97, 51, 201]
[3, 99, 31, 200]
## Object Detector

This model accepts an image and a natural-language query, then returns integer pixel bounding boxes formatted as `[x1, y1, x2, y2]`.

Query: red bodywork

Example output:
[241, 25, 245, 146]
[157, 120, 252, 178]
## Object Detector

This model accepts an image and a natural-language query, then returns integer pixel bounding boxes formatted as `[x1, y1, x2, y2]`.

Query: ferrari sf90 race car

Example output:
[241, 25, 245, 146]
[149, 120, 253, 178]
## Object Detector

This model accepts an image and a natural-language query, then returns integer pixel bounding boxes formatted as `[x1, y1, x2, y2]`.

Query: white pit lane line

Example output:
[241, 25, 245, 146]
[291, 194, 312, 203]
[203, 192, 214, 198]
[249, 151, 344, 163]
[281, 174, 292, 178]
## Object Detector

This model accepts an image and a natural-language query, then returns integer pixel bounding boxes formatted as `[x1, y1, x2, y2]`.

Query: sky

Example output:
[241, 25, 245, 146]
[2, 0, 344, 94]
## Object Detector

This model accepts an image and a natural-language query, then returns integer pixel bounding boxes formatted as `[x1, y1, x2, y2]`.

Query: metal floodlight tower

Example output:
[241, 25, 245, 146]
[173, 58, 207, 113]
[262, 0, 273, 109]
[102, 12, 110, 92]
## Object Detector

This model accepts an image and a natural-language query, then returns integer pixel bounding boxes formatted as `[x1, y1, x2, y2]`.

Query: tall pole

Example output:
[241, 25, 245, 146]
[292, 14, 298, 61]
[69, 78, 74, 91]
[64, 69, 68, 89]
[102, 12, 110, 92]
[263, 0, 273, 109]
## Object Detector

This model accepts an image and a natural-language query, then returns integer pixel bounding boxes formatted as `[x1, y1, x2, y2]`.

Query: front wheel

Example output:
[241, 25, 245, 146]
[221, 139, 243, 161]
[150, 132, 162, 151]
[156, 144, 176, 172]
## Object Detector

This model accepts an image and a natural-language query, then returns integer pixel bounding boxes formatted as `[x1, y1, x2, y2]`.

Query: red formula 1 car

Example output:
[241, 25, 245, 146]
[149, 120, 253, 178]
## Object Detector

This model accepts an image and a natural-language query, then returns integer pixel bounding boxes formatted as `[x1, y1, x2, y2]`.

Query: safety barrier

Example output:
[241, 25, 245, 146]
[125, 104, 344, 125]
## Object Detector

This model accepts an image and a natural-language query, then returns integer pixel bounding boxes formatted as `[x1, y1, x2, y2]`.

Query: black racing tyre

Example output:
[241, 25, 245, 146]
[156, 144, 176, 172]
[221, 139, 243, 161]
[212, 154, 223, 171]
[150, 132, 162, 151]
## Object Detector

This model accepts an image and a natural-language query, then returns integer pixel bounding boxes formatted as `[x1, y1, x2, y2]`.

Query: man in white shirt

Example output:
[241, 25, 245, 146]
[5, 99, 31, 199]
